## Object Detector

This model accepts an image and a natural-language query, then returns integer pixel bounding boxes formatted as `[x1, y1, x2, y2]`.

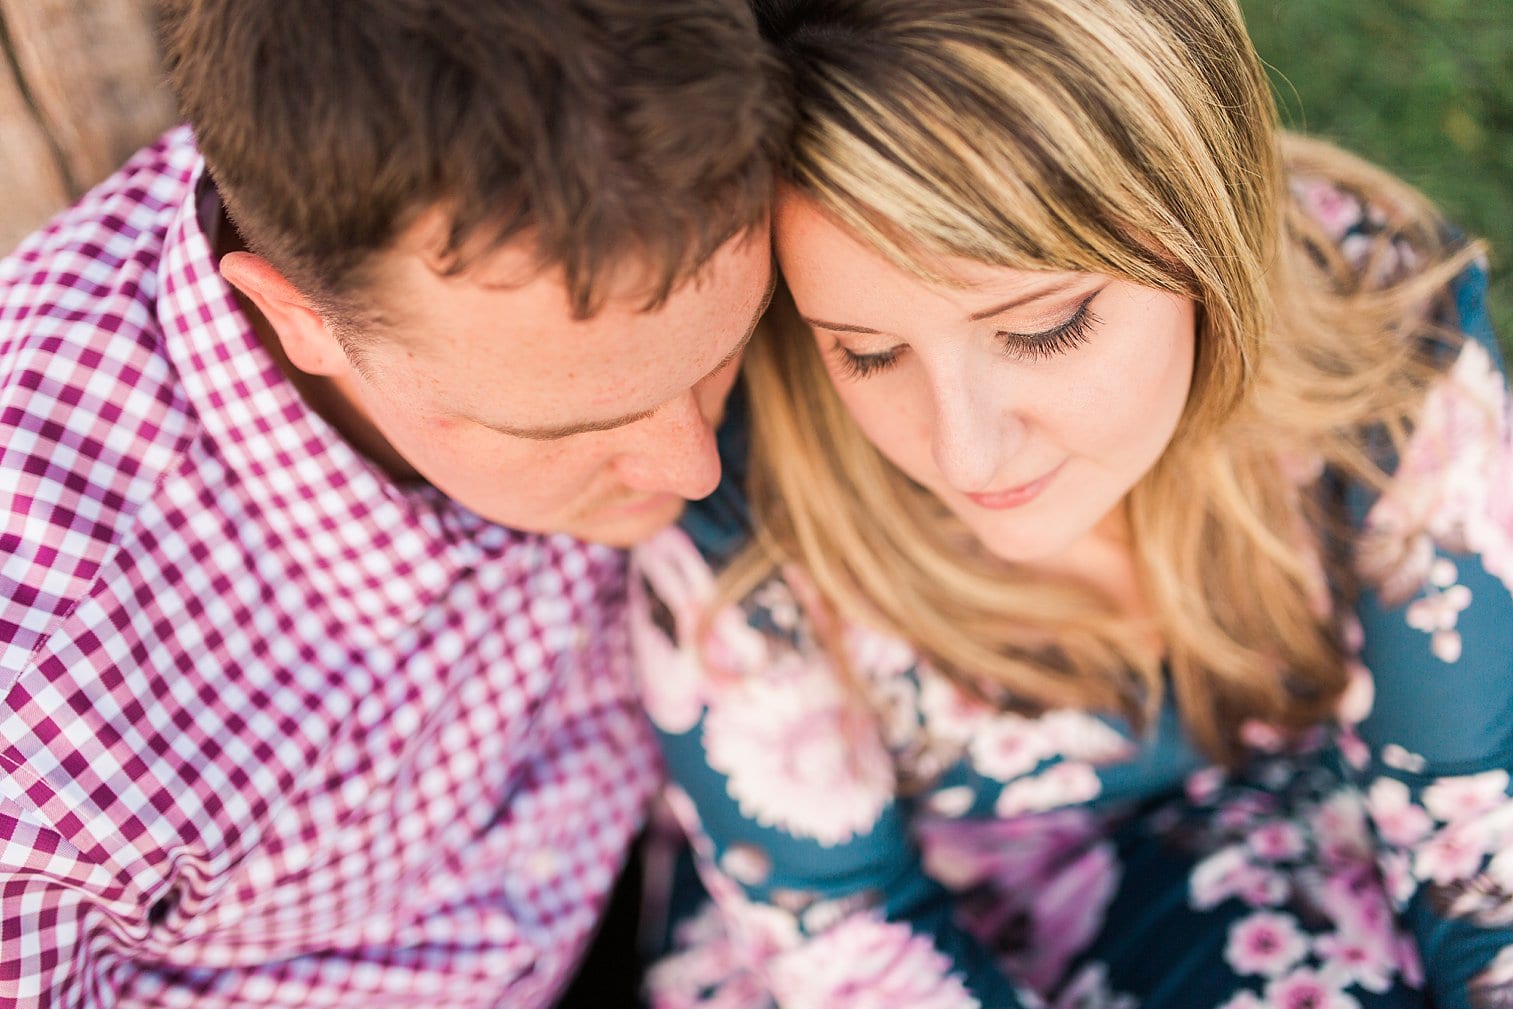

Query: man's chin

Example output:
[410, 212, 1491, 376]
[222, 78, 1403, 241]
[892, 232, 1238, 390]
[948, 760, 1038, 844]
[571, 494, 687, 548]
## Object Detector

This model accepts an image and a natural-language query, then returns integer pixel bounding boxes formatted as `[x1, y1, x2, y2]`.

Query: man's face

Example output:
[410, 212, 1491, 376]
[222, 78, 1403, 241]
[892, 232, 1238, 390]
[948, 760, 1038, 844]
[328, 215, 773, 546]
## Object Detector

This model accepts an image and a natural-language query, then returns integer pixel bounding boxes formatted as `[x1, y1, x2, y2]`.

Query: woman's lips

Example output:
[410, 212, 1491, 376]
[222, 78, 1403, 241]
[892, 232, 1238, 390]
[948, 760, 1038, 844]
[965, 461, 1065, 510]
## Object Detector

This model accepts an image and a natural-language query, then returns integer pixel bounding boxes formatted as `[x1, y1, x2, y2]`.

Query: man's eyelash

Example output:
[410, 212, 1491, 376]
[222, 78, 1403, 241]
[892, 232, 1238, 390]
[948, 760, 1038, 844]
[830, 293, 1101, 380]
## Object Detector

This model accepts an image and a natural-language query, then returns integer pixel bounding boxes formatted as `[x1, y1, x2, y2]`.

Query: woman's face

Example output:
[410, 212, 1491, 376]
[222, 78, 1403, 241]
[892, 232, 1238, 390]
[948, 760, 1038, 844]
[774, 192, 1198, 566]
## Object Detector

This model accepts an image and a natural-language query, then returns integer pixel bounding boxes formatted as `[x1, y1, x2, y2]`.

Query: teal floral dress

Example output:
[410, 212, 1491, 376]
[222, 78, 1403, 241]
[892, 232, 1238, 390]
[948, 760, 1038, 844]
[628, 182, 1513, 1009]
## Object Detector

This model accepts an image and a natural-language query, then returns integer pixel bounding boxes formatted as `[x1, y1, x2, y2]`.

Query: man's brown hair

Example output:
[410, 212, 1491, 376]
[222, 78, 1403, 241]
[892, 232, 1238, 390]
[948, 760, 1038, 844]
[162, 0, 790, 321]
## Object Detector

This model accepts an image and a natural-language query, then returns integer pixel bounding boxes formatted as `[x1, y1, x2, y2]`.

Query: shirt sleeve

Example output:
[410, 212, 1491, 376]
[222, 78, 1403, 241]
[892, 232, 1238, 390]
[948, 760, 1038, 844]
[0, 792, 136, 1008]
[629, 528, 1033, 1009]
[1343, 261, 1513, 1009]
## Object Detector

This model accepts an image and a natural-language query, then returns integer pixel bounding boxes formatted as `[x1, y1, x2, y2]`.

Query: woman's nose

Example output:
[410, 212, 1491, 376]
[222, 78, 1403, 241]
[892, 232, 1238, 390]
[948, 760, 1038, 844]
[929, 373, 1026, 493]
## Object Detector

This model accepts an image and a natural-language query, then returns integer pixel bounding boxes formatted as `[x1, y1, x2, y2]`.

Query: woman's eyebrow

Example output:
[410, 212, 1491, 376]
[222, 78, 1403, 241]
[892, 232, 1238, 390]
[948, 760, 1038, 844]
[802, 277, 1088, 334]
[967, 277, 1086, 321]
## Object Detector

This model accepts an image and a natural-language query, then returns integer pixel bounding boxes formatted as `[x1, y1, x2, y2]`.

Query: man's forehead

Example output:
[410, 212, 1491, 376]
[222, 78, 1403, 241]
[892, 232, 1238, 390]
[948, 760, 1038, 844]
[370, 233, 771, 438]
[386, 204, 768, 310]
[478, 268, 775, 441]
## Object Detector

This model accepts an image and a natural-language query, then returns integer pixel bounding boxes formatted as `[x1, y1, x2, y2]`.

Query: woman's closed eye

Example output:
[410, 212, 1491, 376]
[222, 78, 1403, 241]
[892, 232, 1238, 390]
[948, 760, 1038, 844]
[830, 341, 903, 380]
[998, 293, 1100, 362]
[828, 291, 1102, 380]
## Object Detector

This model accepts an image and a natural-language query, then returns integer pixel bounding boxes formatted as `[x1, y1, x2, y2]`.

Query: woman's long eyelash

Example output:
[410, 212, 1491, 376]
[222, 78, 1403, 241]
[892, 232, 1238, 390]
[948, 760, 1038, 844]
[998, 296, 1100, 362]
[830, 293, 1101, 379]
[832, 344, 900, 380]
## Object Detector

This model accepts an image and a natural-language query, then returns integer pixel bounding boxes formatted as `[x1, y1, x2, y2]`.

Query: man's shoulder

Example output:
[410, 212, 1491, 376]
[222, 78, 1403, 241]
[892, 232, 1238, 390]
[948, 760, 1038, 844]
[0, 127, 205, 675]
[3, 125, 199, 289]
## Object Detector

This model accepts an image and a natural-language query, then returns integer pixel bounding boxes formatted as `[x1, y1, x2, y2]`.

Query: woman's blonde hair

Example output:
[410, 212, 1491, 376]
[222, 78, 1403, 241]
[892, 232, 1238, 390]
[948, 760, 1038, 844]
[730, 0, 1483, 760]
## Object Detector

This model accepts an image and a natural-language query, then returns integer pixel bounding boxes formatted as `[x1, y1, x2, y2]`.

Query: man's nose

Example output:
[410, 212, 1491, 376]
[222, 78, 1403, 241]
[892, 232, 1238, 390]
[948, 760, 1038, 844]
[611, 391, 722, 500]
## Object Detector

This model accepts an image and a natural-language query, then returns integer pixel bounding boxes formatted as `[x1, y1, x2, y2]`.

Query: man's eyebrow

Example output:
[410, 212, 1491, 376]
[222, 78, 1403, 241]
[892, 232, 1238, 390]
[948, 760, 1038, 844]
[801, 277, 1086, 334]
[483, 270, 777, 442]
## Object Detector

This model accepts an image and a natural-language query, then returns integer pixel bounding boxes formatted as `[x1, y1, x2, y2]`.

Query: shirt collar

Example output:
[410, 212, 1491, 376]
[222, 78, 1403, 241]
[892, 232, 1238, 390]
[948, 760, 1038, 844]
[154, 143, 534, 649]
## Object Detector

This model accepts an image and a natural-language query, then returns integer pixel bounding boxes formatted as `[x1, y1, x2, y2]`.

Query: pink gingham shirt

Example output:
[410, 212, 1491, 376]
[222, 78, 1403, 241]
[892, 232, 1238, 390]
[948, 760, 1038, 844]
[0, 127, 660, 1008]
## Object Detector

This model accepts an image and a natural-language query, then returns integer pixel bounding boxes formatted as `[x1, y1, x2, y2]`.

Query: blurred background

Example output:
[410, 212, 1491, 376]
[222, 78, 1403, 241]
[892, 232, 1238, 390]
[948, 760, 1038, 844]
[1240, 0, 1512, 344]
[0, 0, 1508, 339]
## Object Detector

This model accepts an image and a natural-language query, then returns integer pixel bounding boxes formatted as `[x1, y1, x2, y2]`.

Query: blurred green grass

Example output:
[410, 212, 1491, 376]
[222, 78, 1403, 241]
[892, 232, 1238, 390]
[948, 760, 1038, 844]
[1238, 0, 1513, 347]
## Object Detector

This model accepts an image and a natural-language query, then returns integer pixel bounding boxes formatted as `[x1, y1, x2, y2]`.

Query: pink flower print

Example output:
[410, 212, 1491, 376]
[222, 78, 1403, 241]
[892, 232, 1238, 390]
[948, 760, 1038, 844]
[840, 617, 925, 748]
[645, 902, 775, 1009]
[1186, 766, 1229, 805]
[1291, 177, 1366, 240]
[720, 844, 772, 887]
[1366, 778, 1434, 847]
[1339, 614, 1366, 654]
[707, 876, 802, 956]
[1476, 848, 1513, 924]
[1314, 867, 1396, 958]
[1249, 821, 1308, 861]
[1314, 932, 1396, 994]
[1470, 423, 1513, 591]
[634, 527, 719, 610]
[1218, 794, 1277, 833]
[801, 892, 884, 935]
[749, 578, 802, 633]
[1415, 818, 1496, 885]
[1225, 911, 1310, 978]
[1421, 770, 1511, 824]
[915, 810, 1114, 990]
[1356, 528, 1435, 614]
[1012, 844, 1120, 992]
[1262, 968, 1363, 1009]
[970, 713, 1055, 782]
[704, 663, 894, 846]
[1038, 710, 1134, 765]
[1191, 846, 1252, 910]
[1378, 850, 1418, 908]
[1241, 721, 1291, 753]
[1334, 660, 1375, 726]
[662, 784, 715, 849]
[767, 914, 980, 1009]
[1235, 863, 1291, 907]
[1336, 730, 1370, 772]
[1312, 791, 1373, 868]
[1404, 575, 1470, 665]
[1217, 992, 1266, 1009]
[869, 674, 924, 755]
[1394, 932, 1425, 989]
[1050, 962, 1137, 1009]
[916, 807, 1104, 893]
[649, 869, 803, 1004]
[844, 622, 922, 687]
[1361, 341, 1513, 610]
[1470, 946, 1513, 1007]
[926, 785, 976, 819]
[995, 761, 1102, 817]
[916, 669, 991, 748]
[631, 528, 779, 732]
[1381, 745, 1427, 774]
[629, 568, 711, 733]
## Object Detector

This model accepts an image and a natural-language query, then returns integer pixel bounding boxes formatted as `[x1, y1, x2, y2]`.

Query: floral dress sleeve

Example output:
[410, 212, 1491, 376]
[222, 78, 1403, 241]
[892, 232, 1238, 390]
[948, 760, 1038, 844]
[628, 418, 1033, 1008]
[1342, 259, 1513, 1009]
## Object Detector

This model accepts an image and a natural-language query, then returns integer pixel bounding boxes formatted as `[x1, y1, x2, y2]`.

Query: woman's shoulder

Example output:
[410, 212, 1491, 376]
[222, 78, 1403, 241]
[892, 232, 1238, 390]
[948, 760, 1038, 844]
[1288, 171, 1424, 288]
[1282, 134, 1477, 309]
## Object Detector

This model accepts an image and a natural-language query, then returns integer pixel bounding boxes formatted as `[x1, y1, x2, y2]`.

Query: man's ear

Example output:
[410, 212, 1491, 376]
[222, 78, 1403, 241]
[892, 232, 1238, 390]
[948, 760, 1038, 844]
[220, 251, 349, 377]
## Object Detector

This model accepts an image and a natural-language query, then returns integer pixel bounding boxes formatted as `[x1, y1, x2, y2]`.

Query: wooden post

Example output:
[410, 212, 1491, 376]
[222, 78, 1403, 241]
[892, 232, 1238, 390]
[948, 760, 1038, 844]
[0, 0, 174, 253]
